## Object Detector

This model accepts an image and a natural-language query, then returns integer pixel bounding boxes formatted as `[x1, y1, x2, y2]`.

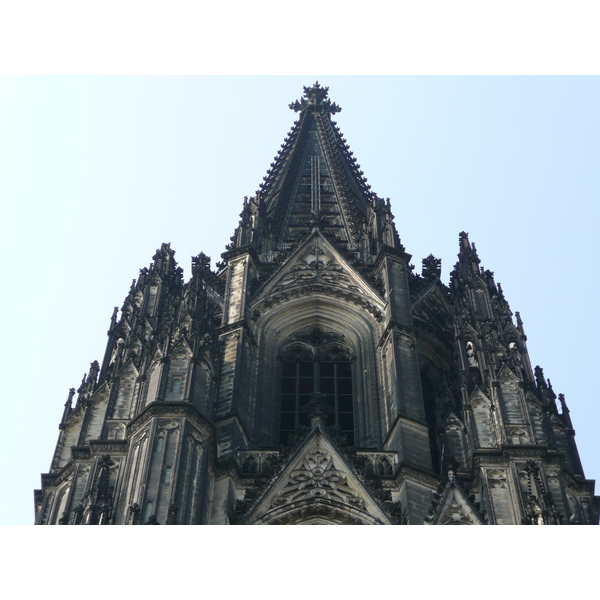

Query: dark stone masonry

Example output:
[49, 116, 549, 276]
[35, 83, 598, 525]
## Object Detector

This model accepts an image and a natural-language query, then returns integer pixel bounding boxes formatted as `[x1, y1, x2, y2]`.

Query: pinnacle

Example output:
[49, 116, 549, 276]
[289, 81, 342, 114]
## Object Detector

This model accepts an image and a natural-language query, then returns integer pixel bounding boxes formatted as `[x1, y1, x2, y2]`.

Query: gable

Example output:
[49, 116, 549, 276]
[468, 387, 491, 408]
[255, 230, 383, 304]
[498, 363, 520, 383]
[242, 425, 393, 525]
[427, 475, 485, 525]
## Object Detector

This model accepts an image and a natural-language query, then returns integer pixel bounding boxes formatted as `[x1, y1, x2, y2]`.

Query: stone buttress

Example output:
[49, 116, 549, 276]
[35, 83, 598, 525]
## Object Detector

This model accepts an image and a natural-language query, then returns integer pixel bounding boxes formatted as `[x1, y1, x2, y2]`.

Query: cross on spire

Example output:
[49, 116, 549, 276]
[289, 81, 342, 114]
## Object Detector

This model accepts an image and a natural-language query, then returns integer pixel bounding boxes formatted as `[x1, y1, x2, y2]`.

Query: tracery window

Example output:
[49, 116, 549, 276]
[279, 327, 354, 445]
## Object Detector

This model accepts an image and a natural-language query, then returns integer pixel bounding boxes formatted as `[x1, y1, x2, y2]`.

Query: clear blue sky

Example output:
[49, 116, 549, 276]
[1, 76, 599, 525]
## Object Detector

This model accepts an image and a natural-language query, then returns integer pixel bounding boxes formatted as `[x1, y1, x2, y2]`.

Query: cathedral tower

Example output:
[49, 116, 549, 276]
[35, 83, 598, 525]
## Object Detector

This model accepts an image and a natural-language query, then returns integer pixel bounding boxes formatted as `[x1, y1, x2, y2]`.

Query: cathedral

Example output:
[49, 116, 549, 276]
[34, 83, 598, 525]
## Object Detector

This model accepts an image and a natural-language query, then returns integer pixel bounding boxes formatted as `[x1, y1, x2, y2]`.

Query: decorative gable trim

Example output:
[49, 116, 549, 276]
[426, 472, 486, 525]
[238, 424, 394, 525]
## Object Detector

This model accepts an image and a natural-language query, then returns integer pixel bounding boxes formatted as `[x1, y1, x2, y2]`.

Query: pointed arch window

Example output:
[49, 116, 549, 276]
[279, 327, 354, 445]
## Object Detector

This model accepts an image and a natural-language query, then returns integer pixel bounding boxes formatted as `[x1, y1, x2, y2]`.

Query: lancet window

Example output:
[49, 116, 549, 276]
[279, 327, 354, 445]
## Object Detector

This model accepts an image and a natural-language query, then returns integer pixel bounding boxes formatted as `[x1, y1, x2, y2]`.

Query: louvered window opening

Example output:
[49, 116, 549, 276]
[280, 356, 354, 446]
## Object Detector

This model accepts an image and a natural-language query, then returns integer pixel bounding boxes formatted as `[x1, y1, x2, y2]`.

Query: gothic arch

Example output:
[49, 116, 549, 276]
[250, 503, 379, 525]
[250, 293, 383, 448]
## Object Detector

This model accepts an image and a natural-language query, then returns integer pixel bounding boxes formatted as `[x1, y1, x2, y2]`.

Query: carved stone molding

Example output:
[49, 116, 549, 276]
[126, 401, 214, 439]
[157, 419, 180, 432]
[272, 449, 364, 509]
[89, 440, 129, 455]
[392, 464, 441, 491]
[272, 246, 364, 294]
[487, 469, 508, 489]
[238, 451, 281, 476]
[254, 284, 383, 323]
[441, 498, 474, 525]
[268, 503, 365, 525]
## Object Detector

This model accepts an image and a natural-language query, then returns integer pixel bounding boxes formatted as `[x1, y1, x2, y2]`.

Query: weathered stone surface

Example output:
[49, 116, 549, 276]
[34, 83, 598, 525]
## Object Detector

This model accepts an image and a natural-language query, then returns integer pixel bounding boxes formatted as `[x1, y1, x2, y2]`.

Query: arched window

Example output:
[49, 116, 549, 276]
[279, 327, 354, 445]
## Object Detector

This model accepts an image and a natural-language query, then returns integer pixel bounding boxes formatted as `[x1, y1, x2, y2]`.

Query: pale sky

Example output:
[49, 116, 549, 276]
[1, 76, 598, 526]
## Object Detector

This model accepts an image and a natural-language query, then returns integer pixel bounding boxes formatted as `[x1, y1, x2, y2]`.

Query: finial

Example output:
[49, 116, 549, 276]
[65, 388, 75, 408]
[307, 210, 329, 231]
[559, 393, 570, 414]
[289, 82, 342, 114]
[302, 392, 334, 428]
[109, 306, 119, 332]
[87, 360, 100, 383]
[534, 366, 546, 388]
[60, 388, 76, 427]
[422, 254, 442, 279]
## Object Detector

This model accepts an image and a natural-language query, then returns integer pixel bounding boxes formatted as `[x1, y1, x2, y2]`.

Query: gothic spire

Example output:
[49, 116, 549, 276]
[230, 83, 383, 257]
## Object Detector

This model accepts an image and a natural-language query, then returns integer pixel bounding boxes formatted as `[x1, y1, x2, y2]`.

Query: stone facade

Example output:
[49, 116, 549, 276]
[35, 83, 598, 525]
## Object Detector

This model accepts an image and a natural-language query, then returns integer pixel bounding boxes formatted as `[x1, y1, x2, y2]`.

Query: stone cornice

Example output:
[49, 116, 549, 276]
[383, 415, 430, 448]
[89, 439, 129, 455]
[221, 244, 260, 264]
[392, 463, 442, 490]
[40, 460, 79, 490]
[126, 401, 215, 439]
[217, 320, 257, 347]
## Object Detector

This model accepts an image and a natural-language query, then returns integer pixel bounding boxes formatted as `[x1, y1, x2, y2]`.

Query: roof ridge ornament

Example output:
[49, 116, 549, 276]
[289, 81, 342, 114]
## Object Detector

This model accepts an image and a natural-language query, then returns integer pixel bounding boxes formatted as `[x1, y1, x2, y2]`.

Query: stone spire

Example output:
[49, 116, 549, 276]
[226, 82, 401, 263]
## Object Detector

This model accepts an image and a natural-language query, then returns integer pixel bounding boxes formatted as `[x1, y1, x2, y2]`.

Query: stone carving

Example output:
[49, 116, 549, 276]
[288, 325, 345, 348]
[34, 84, 598, 526]
[509, 427, 530, 445]
[157, 419, 179, 431]
[289, 82, 342, 115]
[487, 470, 507, 489]
[519, 460, 563, 525]
[545, 469, 560, 484]
[128, 503, 141, 525]
[188, 430, 204, 445]
[107, 422, 126, 440]
[238, 451, 281, 476]
[466, 341, 478, 367]
[441, 498, 474, 525]
[272, 449, 364, 509]
[271, 505, 363, 525]
[470, 394, 490, 410]
[254, 284, 383, 322]
[375, 456, 394, 476]
[272, 245, 364, 294]
[353, 452, 396, 477]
